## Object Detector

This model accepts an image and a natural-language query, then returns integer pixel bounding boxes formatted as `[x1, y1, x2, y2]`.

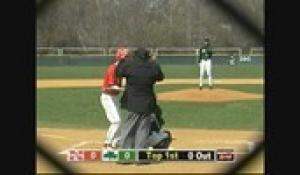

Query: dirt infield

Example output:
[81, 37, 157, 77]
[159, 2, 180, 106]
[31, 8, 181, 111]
[158, 88, 263, 102]
[37, 128, 264, 174]
[36, 78, 263, 89]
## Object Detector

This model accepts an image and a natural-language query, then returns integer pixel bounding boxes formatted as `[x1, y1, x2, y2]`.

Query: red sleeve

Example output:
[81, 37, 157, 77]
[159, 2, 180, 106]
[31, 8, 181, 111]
[102, 68, 108, 88]
[106, 65, 116, 86]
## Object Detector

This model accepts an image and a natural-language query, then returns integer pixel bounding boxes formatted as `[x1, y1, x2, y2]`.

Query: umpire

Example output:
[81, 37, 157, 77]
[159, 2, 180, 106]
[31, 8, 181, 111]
[116, 47, 164, 149]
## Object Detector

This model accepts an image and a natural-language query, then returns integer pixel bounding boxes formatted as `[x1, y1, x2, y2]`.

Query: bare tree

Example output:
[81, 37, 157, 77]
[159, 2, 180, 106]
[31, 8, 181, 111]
[37, 0, 264, 47]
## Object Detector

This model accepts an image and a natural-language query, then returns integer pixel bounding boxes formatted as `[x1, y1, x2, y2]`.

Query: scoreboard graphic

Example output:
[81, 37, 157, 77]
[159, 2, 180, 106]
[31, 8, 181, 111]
[67, 150, 101, 161]
[66, 149, 235, 162]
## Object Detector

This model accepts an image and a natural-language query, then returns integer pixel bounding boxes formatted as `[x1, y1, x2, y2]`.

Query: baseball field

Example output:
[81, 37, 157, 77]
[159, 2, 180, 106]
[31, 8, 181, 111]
[36, 64, 264, 174]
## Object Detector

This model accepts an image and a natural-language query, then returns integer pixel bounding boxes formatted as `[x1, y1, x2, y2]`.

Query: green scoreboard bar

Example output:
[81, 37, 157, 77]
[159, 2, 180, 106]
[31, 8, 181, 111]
[101, 149, 137, 162]
[101, 150, 119, 161]
[118, 150, 136, 162]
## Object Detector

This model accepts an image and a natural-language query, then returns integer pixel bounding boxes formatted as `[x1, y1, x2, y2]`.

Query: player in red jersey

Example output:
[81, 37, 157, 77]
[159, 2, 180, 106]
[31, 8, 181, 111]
[100, 48, 128, 149]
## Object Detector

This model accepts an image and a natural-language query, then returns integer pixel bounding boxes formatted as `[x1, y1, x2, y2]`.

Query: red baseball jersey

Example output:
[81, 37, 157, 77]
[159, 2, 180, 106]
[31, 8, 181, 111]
[101, 63, 120, 95]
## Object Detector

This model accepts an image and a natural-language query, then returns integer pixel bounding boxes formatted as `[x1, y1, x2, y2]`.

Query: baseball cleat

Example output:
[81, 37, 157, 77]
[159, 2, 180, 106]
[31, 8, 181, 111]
[111, 139, 120, 149]
[199, 86, 203, 90]
[103, 143, 112, 149]
[209, 86, 213, 90]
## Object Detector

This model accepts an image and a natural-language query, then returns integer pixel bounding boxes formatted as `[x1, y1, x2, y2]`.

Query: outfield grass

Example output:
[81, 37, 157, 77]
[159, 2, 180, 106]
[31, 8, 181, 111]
[37, 65, 264, 79]
[36, 66, 106, 79]
[37, 85, 263, 130]
[161, 65, 264, 79]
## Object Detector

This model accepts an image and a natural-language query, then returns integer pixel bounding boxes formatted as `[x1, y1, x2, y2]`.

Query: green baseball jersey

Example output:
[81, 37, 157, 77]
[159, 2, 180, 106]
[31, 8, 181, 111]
[198, 47, 212, 62]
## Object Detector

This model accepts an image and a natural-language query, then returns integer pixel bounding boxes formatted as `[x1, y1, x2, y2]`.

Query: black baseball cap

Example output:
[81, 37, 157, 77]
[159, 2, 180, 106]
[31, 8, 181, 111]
[134, 47, 150, 61]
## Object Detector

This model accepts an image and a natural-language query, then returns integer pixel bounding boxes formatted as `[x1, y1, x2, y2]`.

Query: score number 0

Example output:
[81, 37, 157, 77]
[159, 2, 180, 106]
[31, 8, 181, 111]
[188, 151, 194, 160]
[124, 152, 131, 160]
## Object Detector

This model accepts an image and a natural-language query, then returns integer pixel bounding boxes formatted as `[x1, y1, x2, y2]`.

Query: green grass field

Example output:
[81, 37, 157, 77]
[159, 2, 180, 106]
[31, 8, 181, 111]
[37, 84, 263, 131]
[36, 64, 264, 131]
[37, 65, 264, 79]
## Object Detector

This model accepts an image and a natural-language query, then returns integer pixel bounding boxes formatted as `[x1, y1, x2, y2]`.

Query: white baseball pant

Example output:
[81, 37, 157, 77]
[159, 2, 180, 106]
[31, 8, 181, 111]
[199, 59, 213, 87]
[100, 93, 121, 145]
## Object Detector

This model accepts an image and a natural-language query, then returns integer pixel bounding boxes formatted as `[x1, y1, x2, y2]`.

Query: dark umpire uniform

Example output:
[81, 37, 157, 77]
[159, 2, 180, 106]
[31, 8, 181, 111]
[116, 48, 165, 149]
